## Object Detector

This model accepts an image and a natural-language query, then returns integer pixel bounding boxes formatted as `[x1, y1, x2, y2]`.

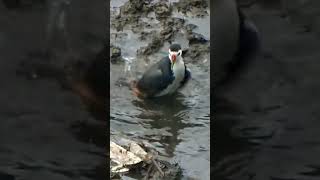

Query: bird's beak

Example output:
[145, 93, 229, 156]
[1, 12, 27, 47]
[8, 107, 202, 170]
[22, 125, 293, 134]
[171, 54, 176, 64]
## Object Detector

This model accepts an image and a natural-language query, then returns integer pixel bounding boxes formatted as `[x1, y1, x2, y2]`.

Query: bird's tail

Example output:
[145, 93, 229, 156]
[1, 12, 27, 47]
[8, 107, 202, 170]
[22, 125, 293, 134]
[130, 80, 146, 98]
[129, 80, 137, 90]
[130, 80, 143, 97]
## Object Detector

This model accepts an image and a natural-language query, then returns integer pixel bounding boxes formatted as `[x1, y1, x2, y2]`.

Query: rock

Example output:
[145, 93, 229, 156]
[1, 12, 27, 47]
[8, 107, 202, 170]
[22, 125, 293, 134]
[160, 17, 185, 33]
[137, 37, 163, 56]
[120, 0, 144, 14]
[111, 47, 121, 57]
[191, 7, 208, 17]
[172, 17, 186, 28]
[160, 26, 173, 36]
[110, 46, 122, 63]
[131, 23, 143, 33]
[185, 43, 209, 60]
[113, 0, 151, 30]
[160, 25, 174, 40]
[185, 23, 198, 32]
[163, 33, 172, 40]
[139, 30, 157, 41]
[154, 2, 171, 20]
[187, 32, 209, 44]
[188, 0, 207, 8]
[110, 32, 128, 42]
[174, 0, 208, 16]
[110, 141, 146, 173]
[139, 32, 148, 41]
[110, 138, 182, 179]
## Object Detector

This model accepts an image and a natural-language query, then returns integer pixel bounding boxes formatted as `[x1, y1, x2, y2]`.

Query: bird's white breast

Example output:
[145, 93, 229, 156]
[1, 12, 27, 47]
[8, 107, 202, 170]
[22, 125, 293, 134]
[156, 57, 185, 96]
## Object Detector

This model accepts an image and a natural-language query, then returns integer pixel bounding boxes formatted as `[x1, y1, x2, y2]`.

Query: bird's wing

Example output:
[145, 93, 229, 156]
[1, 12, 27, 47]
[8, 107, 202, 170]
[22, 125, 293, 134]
[137, 58, 174, 96]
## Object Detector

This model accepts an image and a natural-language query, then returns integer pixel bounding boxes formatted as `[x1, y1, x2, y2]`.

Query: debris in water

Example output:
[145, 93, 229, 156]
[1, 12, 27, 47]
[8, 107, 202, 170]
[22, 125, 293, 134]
[110, 138, 182, 179]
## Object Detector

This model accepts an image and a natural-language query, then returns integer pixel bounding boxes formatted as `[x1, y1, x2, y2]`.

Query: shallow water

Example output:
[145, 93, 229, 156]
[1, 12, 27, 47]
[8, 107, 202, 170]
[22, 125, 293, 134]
[110, 0, 210, 179]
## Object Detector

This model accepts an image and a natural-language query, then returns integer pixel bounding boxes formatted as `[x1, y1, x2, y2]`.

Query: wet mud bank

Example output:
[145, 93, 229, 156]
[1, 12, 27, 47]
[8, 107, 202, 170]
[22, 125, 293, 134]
[0, 0, 107, 179]
[110, 0, 210, 64]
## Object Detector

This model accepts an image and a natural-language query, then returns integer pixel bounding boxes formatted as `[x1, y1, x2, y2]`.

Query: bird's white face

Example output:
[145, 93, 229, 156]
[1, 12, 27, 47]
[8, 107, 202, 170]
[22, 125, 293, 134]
[168, 49, 182, 66]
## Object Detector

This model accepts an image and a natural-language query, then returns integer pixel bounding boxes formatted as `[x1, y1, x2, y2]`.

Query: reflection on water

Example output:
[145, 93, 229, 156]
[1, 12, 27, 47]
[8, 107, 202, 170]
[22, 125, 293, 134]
[131, 94, 192, 157]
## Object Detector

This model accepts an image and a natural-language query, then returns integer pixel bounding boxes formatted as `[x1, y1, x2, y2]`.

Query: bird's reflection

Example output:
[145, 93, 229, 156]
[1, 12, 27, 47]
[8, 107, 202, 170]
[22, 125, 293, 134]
[131, 93, 192, 157]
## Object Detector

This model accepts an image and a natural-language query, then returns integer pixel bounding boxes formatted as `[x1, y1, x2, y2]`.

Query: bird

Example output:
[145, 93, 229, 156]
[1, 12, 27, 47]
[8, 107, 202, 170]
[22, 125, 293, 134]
[212, 0, 260, 86]
[131, 44, 191, 98]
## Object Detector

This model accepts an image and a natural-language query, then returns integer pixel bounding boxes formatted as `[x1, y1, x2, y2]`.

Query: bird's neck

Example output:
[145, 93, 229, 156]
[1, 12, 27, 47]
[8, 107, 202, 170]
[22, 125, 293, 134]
[176, 56, 184, 64]
[170, 56, 184, 71]
[169, 55, 184, 64]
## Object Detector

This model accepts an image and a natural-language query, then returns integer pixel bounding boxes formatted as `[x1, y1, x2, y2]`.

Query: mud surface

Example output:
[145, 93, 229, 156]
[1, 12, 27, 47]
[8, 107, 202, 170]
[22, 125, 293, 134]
[0, 0, 106, 179]
[215, 0, 320, 179]
[110, 0, 210, 179]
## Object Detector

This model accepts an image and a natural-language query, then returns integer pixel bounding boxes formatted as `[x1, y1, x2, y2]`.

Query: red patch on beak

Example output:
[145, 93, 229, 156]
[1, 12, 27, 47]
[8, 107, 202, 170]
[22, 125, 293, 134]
[171, 54, 176, 63]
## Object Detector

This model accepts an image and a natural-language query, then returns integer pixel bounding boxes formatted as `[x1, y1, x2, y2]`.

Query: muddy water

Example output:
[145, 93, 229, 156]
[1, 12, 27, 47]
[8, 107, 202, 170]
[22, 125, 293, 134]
[110, 0, 210, 179]
[214, 1, 320, 180]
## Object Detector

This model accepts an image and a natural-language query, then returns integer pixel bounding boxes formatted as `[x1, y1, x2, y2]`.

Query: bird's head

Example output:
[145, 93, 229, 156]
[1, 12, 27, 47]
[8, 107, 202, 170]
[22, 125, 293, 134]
[168, 44, 182, 67]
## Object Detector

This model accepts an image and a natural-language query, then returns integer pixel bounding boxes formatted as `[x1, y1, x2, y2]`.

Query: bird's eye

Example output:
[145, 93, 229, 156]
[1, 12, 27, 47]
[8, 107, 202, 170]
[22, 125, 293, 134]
[178, 52, 181, 56]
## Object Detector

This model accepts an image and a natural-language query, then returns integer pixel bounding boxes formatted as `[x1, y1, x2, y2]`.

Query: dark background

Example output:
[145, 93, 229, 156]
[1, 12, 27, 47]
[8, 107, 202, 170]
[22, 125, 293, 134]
[214, 0, 320, 180]
[0, 0, 108, 179]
